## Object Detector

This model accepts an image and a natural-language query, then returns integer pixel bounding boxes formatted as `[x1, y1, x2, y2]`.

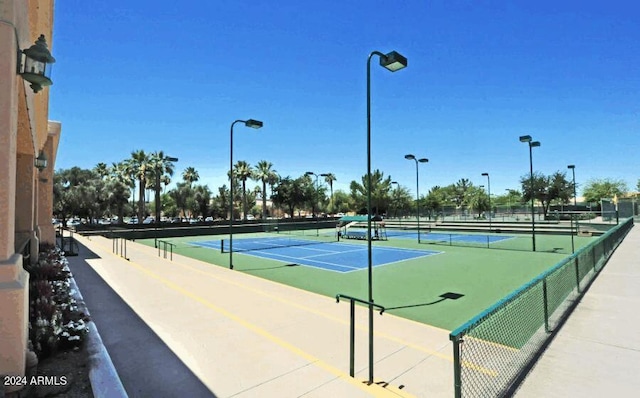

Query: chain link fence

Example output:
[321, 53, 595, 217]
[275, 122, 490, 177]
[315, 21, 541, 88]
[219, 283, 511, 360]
[449, 217, 634, 397]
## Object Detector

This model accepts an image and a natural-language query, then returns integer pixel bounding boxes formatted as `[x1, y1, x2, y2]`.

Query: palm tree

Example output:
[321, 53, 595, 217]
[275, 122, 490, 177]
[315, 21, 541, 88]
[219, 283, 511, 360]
[233, 161, 254, 220]
[322, 173, 337, 210]
[130, 150, 151, 223]
[149, 151, 177, 222]
[267, 173, 280, 217]
[254, 160, 277, 219]
[108, 162, 133, 223]
[94, 162, 109, 180]
[182, 167, 199, 187]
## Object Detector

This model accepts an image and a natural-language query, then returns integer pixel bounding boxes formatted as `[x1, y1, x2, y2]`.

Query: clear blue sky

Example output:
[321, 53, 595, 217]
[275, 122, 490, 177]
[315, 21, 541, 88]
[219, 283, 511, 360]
[50, 0, 639, 198]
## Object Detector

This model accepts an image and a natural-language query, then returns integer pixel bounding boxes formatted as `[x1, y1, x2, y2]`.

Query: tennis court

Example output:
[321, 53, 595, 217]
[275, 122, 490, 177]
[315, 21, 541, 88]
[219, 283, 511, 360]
[387, 229, 516, 244]
[192, 237, 442, 273]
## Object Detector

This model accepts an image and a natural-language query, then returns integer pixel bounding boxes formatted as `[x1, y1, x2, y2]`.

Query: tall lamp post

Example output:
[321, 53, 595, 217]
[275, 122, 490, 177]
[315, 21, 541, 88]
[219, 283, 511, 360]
[505, 189, 511, 218]
[366, 50, 407, 384]
[481, 172, 491, 231]
[305, 171, 322, 236]
[405, 155, 428, 243]
[391, 181, 399, 222]
[155, 156, 178, 226]
[519, 135, 541, 252]
[229, 119, 263, 270]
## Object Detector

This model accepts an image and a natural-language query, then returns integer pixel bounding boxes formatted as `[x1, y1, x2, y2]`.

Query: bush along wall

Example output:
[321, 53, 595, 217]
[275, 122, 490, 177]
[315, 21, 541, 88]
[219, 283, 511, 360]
[25, 245, 90, 359]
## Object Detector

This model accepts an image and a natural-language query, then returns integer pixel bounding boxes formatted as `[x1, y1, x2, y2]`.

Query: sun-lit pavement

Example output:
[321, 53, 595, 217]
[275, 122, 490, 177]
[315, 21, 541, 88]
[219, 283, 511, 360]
[515, 225, 640, 397]
[70, 223, 638, 397]
[70, 234, 454, 397]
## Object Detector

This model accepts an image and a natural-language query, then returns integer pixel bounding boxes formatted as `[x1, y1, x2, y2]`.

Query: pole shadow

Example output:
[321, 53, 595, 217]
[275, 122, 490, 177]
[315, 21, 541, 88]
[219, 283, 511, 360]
[385, 292, 464, 311]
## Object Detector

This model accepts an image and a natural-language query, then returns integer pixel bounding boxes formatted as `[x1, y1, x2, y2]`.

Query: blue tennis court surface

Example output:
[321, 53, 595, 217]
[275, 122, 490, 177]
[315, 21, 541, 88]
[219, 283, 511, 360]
[387, 230, 515, 244]
[191, 238, 442, 273]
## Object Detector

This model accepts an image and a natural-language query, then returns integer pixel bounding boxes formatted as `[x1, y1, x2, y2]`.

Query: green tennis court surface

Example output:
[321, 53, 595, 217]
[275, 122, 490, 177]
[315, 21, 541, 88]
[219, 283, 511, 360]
[141, 229, 597, 330]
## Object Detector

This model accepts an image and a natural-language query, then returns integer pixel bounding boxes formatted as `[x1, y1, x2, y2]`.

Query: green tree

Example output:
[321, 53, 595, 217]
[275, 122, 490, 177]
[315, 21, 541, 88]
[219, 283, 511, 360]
[254, 160, 277, 219]
[169, 182, 193, 218]
[182, 166, 199, 187]
[466, 186, 490, 217]
[389, 184, 413, 218]
[272, 176, 309, 219]
[582, 178, 629, 203]
[349, 169, 392, 215]
[330, 190, 353, 214]
[520, 171, 573, 217]
[191, 184, 212, 218]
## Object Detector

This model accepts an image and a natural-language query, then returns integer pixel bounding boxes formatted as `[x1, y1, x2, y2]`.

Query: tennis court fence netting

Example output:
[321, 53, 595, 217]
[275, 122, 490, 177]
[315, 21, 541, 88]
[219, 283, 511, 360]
[448, 217, 634, 398]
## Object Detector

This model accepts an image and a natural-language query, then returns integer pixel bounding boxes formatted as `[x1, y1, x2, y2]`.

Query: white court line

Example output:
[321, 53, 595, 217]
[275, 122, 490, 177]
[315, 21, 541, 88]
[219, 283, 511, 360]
[302, 247, 367, 258]
[245, 250, 363, 270]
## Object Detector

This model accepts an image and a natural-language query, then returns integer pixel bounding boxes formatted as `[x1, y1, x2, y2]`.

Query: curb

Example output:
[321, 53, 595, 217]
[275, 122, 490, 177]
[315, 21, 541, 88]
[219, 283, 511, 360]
[68, 276, 128, 398]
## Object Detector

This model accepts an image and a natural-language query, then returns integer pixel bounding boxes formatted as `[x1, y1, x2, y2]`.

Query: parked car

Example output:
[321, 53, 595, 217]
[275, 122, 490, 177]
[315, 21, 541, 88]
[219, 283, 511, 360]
[205, 216, 214, 222]
[143, 217, 155, 224]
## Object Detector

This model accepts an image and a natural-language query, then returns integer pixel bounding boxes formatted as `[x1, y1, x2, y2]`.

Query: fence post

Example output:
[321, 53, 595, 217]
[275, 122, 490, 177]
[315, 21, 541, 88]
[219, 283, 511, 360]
[349, 299, 355, 377]
[452, 336, 462, 398]
[542, 279, 550, 333]
[574, 257, 581, 293]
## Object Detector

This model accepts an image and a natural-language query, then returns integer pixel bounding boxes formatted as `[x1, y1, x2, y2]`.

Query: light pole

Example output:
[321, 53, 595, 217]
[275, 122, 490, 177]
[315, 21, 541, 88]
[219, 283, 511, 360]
[405, 155, 428, 243]
[391, 181, 399, 222]
[505, 189, 511, 218]
[305, 171, 322, 236]
[519, 135, 541, 252]
[366, 49, 407, 384]
[320, 173, 333, 211]
[481, 172, 491, 231]
[229, 119, 263, 270]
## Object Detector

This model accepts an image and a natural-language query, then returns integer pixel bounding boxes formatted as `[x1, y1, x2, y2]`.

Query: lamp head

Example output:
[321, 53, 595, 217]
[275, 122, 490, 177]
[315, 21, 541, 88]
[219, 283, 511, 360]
[20, 35, 56, 93]
[34, 151, 47, 171]
[481, 172, 489, 177]
[380, 51, 408, 72]
[391, 181, 398, 184]
[519, 135, 532, 143]
[418, 158, 429, 163]
[531, 141, 541, 148]
[245, 119, 263, 129]
[404, 154, 416, 160]
[567, 164, 575, 169]
[165, 156, 179, 162]
[305, 171, 315, 176]
[320, 173, 330, 177]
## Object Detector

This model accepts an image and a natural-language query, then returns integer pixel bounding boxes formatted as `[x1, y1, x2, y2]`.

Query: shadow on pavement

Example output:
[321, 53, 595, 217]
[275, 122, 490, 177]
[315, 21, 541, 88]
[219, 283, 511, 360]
[67, 241, 217, 398]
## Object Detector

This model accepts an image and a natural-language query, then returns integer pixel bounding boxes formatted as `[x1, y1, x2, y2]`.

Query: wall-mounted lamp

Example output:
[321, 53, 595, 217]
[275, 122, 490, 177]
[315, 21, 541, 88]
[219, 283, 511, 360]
[18, 35, 56, 93]
[34, 151, 47, 171]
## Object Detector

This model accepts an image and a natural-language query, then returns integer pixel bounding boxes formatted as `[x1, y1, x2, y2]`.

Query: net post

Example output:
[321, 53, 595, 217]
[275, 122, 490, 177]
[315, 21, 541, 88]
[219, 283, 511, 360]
[451, 335, 462, 398]
[542, 278, 550, 333]
[350, 299, 355, 377]
[574, 257, 581, 293]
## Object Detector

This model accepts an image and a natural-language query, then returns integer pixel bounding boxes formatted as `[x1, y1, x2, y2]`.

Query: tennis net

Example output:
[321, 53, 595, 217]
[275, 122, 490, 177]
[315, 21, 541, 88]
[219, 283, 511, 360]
[221, 232, 339, 253]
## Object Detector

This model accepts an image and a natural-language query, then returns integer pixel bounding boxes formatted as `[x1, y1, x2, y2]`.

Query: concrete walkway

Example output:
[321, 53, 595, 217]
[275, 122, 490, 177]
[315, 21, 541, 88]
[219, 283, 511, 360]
[70, 224, 638, 397]
[70, 234, 454, 398]
[515, 225, 640, 397]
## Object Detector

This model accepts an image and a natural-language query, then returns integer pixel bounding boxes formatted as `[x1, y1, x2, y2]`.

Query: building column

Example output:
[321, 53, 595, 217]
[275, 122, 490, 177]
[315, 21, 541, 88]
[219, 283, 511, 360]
[0, 19, 30, 390]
